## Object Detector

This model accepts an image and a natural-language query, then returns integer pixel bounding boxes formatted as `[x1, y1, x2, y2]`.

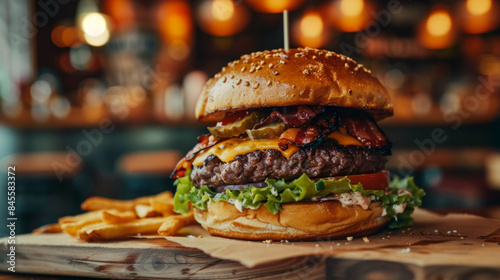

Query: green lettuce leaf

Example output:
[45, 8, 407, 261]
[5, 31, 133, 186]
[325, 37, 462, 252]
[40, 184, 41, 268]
[173, 171, 425, 229]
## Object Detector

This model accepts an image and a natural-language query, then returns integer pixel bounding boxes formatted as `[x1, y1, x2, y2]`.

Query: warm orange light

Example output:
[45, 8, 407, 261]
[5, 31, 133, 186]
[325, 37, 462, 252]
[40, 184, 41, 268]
[293, 10, 328, 48]
[212, 0, 234, 21]
[466, 0, 491, 16]
[51, 26, 66, 47]
[417, 8, 456, 49]
[245, 0, 305, 14]
[321, 0, 372, 32]
[157, 1, 193, 43]
[197, 0, 250, 37]
[340, 0, 364, 17]
[300, 12, 323, 38]
[61, 27, 76, 47]
[103, 0, 135, 32]
[460, 0, 499, 34]
[426, 11, 452, 37]
[167, 40, 191, 61]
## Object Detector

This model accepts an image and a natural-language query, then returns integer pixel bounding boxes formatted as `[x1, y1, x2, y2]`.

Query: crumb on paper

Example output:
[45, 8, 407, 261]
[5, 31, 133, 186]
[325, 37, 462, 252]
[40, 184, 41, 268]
[363, 237, 370, 243]
[263, 240, 272, 244]
[400, 248, 411, 253]
[187, 235, 195, 238]
[315, 244, 319, 247]
[346, 236, 353, 241]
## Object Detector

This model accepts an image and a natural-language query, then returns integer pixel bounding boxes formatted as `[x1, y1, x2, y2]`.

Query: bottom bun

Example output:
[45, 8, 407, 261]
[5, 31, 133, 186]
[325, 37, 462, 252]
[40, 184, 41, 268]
[193, 200, 390, 241]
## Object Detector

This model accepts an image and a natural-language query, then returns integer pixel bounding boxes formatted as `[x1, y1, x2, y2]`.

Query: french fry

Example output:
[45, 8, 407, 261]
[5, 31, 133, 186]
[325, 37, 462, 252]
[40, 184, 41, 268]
[101, 210, 137, 224]
[135, 204, 160, 218]
[77, 217, 169, 242]
[33, 223, 63, 234]
[58, 210, 103, 224]
[157, 212, 196, 236]
[60, 211, 103, 237]
[149, 198, 175, 216]
[81, 191, 173, 211]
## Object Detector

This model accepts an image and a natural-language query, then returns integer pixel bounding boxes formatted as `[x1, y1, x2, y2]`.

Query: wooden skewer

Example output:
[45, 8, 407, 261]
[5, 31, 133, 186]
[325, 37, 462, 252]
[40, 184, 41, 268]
[283, 10, 289, 51]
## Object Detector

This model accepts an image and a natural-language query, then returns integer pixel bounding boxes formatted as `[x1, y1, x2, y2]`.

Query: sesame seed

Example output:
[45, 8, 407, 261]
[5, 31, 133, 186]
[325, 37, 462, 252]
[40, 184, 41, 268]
[340, 56, 345, 61]
[346, 236, 353, 241]
[268, 63, 274, 68]
[241, 66, 246, 72]
[222, 77, 227, 83]
[279, 60, 286, 64]
[236, 79, 242, 85]
[267, 80, 272, 86]
[230, 74, 235, 79]
[273, 70, 279, 75]
[253, 83, 259, 89]
[265, 54, 271, 58]
[249, 67, 255, 73]
[259, 60, 265, 65]
[363, 237, 370, 243]
[244, 81, 250, 86]
[295, 53, 300, 57]
[243, 59, 249, 64]
[345, 63, 349, 68]
[312, 56, 317, 59]
[354, 67, 359, 71]
[326, 52, 333, 57]
[303, 69, 310, 75]
[279, 53, 289, 60]
[256, 65, 262, 70]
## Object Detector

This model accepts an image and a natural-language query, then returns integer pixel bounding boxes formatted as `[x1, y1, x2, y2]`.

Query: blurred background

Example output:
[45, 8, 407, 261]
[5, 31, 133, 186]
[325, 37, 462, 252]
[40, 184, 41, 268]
[1, 0, 500, 236]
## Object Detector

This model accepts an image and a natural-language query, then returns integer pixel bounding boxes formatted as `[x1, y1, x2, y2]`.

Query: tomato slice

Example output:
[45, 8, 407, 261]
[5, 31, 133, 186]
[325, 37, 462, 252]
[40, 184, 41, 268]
[324, 171, 390, 190]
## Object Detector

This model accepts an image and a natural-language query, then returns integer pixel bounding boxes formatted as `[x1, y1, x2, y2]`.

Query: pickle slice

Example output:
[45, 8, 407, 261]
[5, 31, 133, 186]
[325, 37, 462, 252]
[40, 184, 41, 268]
[208, 111, 262, 138]
[246, 121, 286, 140]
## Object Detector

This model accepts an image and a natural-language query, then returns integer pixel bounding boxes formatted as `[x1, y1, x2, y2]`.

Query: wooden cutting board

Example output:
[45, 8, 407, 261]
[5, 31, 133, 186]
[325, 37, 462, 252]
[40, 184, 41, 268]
[1, 230, 500, 280]
[0, 233, 323, 279]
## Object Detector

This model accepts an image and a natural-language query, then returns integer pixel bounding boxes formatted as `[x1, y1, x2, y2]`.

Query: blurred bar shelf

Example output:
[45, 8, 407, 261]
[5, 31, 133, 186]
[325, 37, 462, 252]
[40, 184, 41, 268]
[0, 106, 202, 129]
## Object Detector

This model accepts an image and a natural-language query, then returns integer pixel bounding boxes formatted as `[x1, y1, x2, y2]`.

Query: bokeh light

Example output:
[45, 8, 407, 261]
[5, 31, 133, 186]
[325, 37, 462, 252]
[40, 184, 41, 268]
[197, 0, 250, 37]
[245, 0, 304, 13]
[293, 10, 328, 48]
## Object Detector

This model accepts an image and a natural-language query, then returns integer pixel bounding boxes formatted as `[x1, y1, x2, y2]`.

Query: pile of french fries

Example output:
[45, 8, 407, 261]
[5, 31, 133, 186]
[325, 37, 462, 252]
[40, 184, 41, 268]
[33, 191, 195, 242]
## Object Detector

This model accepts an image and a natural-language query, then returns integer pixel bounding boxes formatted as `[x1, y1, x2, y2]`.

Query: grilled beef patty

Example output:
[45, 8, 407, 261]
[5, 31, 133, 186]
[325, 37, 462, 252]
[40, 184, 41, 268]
[191, 141, 387, 187]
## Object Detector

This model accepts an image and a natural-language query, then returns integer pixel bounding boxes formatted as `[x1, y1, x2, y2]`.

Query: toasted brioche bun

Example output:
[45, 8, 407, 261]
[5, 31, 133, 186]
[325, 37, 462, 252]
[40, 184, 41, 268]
[195, 48, 393, 123]
[193, 200, 390, 241]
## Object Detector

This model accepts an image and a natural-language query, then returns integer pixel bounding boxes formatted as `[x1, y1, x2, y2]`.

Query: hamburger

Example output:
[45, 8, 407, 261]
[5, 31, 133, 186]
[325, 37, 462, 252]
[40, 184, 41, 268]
[172, 47, 424, 240]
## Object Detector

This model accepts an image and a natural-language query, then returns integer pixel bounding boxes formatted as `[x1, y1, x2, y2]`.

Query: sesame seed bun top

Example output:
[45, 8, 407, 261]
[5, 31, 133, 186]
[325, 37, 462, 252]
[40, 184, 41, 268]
[195, 47, 393, 123]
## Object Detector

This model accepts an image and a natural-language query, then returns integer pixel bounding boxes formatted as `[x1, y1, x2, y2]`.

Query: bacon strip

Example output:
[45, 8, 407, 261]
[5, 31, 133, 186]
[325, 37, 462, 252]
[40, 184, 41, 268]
[170, 134, 222, 179]
[256, 106, 324, 128]
[338, 113, 390, 149]
[278, 112, 336, 150]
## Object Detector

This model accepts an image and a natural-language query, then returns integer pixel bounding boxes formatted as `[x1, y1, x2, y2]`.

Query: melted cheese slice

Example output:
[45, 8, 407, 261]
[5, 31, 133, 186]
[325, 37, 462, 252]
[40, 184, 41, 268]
[192, 138, 299, 166]
[192, 128, 364, 166]
[327, 127, 364, 147]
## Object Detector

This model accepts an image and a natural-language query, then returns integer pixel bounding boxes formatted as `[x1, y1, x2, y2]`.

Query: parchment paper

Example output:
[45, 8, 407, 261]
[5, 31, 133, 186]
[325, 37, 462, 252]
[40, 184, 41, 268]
[166, 209, 500, 268]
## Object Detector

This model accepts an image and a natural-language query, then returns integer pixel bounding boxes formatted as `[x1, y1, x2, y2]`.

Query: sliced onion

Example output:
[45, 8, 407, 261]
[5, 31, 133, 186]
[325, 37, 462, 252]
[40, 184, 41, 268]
[214, 181, 268, 193]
